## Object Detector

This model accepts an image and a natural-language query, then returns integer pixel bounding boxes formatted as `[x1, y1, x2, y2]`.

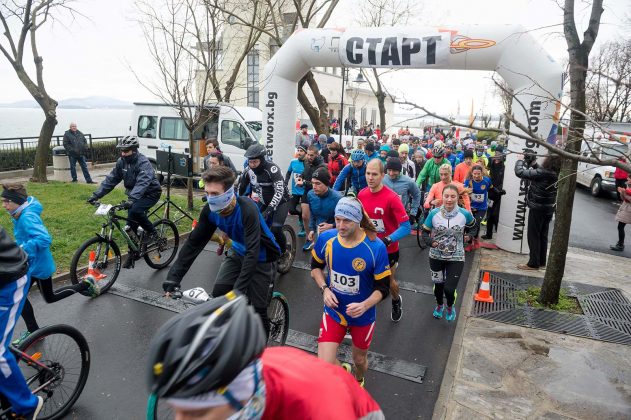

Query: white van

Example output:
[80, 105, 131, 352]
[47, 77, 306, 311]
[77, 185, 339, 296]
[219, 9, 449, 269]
[130, 102, 262, 175]
[577, 139, 629, 196]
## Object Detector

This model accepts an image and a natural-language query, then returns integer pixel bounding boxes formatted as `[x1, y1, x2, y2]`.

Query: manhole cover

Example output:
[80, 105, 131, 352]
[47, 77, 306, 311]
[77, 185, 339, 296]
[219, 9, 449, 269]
[471, 271, 631, 346]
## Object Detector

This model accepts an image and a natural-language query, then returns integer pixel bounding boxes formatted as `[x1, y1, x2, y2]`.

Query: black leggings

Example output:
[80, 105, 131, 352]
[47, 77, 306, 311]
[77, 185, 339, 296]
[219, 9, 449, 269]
[618, 221, 626, 245]
[20, 277, 89, 333]
[288, 195, 303, 222]
[429, 258, 465, 307]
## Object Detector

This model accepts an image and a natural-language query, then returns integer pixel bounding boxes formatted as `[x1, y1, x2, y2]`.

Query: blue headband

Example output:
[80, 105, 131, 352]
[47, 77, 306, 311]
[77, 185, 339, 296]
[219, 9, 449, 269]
[334, 197, 363, 224]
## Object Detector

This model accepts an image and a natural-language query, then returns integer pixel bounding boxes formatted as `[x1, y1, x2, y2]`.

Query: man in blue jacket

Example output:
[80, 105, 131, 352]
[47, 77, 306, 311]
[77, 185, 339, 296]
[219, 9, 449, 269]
[88, 136, 162, 267]
[383, 158, 422, 224]
[332, 149, 368, 196]
[307, 168, 342, 245]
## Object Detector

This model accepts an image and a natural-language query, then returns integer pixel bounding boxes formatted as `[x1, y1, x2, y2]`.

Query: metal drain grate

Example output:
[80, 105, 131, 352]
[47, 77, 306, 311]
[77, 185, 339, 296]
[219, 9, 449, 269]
[472, 271, 631, 346]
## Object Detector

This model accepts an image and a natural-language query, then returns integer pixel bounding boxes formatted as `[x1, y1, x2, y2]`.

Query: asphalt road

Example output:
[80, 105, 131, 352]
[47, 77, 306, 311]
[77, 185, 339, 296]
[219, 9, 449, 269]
[19, 225, 471, 420]
[568, 186, 630, 258]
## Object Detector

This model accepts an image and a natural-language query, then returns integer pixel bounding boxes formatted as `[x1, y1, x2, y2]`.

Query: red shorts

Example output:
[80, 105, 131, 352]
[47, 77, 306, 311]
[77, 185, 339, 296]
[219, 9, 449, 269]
[318, 312, 375, 350]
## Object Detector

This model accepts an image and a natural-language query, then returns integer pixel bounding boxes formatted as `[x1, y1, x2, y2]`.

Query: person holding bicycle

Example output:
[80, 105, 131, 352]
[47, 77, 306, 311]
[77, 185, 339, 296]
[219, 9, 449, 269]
[311, 197, 391, 388]
[87, 136, 162, 268]
[0, 226, 44, 419]
[332, 149, 368, 196]
[164, 166, 280, 335]
[238, 144, 291, 266]
[147, 292, 384, 419]
[2, 183, 99, 346]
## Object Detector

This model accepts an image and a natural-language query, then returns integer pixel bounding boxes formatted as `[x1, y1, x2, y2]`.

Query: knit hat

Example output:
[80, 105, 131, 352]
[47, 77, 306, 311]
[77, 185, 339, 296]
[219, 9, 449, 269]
[364, 143, 375, 153]
[334, 197, 363, 224]
[327, 137, 335, 144]
[386, 150, 399, 159]
[1, 183, 27, 205]
[318, 134, 327, 142]
[464, 149, 474, 159]
[297, 145, 307, 153]
[398, 143, 409, 153]
[385, 157, 402, 172]
[379, 145, 391, 152]
[300, 124, 308, 129]
[311, 168, 331, 185]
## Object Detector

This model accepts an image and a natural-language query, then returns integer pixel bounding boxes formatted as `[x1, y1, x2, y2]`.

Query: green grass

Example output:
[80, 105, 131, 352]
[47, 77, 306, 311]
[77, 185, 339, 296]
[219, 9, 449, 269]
[0, 181, 201, 274]
[514, 286, 583, 315]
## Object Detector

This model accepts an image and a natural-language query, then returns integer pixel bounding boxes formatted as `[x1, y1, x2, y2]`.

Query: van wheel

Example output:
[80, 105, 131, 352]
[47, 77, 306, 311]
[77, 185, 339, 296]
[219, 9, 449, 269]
[590, 177, 602, 197]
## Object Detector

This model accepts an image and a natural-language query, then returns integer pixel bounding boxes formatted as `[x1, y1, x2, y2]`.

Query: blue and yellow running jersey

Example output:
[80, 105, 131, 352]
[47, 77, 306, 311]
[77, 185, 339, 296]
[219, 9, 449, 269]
[312, 229, 391, 326]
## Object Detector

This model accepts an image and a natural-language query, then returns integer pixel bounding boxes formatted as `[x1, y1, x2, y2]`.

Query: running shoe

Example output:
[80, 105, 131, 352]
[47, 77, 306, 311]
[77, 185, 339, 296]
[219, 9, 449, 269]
[391, 295, 403, 322]
[11, 331, 31, 347]
[82, 276, 101, 298]
[357, 377, 365, 388]
[297, 228, 306, 237]
[433, 304, 444, 319]
[302, 240, 314, 252]
[23, 396, 44, 420]
[341, 362, 352, 374]
[445, 306, 457, 322]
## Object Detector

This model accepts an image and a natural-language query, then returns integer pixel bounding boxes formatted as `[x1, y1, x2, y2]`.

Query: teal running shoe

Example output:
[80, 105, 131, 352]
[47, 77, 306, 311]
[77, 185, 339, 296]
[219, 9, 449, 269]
[82, 276, 101, 298]
[433, 304, 444, 319]
[11, 331, 31, 347]
[445, 306, 457, 322]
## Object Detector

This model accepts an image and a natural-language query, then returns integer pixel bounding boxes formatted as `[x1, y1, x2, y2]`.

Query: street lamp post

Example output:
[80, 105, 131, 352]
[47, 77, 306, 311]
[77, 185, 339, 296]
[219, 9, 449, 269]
[340, 67, 349, 145]
[350, 71, 365, 148]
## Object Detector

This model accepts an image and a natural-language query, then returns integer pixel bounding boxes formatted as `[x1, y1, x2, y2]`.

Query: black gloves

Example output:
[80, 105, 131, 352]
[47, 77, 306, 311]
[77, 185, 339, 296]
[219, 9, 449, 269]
[382, 236, 392, 247]
[262, 207, 273, 220]
[122, 200, 134, 210]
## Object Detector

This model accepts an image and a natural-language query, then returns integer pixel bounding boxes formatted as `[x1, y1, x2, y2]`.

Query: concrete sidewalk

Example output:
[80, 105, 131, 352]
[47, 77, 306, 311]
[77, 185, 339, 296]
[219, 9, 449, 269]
[0, 162, 116, 184]
[434, 244, 631, 419]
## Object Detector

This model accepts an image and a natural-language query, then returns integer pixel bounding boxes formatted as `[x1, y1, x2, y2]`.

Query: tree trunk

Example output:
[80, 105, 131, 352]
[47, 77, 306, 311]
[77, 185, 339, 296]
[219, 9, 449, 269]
[373, 69, 387, 134]
[539, 55, 588, 305]
[31, 111, 57, 182]
[298, 71, 329, 135]
[187, 132, 194, 210]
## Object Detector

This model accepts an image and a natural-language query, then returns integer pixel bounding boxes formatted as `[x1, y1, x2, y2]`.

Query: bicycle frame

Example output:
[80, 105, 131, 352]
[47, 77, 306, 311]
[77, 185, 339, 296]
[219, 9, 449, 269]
[0, 346, 58, 416]
[98, 211, 140, 253]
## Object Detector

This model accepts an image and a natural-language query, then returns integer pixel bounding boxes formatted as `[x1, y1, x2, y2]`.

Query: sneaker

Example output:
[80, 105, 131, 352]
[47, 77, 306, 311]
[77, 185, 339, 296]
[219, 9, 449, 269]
[122, 254, 134, 269]
[82, 276, 101, 298]
[23, 396, 44, 420]
[481, 234, 492, 240]
[433, 304, 444, 319]
[216, 243, 225, 256]
[516, 263, 538, 271]
[341, 362, 352, 374]
[357, 377, 365, 388]
[11, 331, 31, 347]
[297, 228, 306, 238]
[610, 243, 624, 251]
[391, 295, 403, 322]
[302, 240, 314, 252]
[86, 181, 97, 184]
[445, 306, 457, 322]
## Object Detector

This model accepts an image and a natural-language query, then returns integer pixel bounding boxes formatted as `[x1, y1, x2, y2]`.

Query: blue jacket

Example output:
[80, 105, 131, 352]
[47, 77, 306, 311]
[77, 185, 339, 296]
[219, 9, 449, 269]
[12, 196, 56, 279]
[383, 174, 422, 215]
[285, 158, 306, 196]
[307, 188, 342, 232]
[333, 162, 367, 192]
[95, 152, 162, 201]
[445, 153, 460, 171]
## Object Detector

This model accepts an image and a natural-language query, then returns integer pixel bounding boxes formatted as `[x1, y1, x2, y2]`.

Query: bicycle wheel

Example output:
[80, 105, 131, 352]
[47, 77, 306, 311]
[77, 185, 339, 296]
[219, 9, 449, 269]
[144, 219, 179, 269]
[17, 324, 90, 420]
[277, 225, 296, 275]
[70, 236, 121, 295]
[267, 292, 289, 346]
[146, 393, 174, 420]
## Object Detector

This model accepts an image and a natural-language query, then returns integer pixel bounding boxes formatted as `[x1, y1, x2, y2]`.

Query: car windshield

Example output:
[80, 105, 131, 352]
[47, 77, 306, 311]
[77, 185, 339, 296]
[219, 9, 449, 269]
[246, 121, 262, 141]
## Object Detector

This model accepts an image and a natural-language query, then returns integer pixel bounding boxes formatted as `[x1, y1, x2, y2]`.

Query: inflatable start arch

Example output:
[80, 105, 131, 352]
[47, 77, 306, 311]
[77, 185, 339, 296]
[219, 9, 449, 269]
[262, 25, 563, 254]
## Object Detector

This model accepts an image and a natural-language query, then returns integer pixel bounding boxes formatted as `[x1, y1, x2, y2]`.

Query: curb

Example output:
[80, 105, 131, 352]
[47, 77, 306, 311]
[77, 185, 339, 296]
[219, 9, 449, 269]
[431, 248, 483, 420]
[0, 162, 116, 181]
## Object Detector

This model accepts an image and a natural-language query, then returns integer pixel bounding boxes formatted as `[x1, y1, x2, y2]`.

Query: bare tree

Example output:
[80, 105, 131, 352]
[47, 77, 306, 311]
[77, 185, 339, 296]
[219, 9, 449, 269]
[494, 78, 513, 131]
[135, 0, 226, 209]
[211, 0, 340, 134]
[356, 0, 420, 133]
[0, 1, 74, 182]
[586, 38, 631, 122]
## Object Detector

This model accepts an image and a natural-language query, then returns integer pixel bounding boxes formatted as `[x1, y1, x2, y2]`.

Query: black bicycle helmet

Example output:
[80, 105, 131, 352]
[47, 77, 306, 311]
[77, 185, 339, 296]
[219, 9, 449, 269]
[244, 143, 267, 160]
[116, 135, 139, 150]
[146, 292, 266, 398]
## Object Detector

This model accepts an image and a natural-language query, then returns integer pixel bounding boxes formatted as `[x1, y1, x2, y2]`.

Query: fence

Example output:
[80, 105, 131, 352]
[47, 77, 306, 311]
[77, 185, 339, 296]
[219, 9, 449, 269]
[0, 135, 123, 172]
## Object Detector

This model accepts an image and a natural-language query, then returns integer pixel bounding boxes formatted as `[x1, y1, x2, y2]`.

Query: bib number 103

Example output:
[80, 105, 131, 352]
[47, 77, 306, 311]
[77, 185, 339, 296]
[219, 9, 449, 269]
[331, 271, 359, 294]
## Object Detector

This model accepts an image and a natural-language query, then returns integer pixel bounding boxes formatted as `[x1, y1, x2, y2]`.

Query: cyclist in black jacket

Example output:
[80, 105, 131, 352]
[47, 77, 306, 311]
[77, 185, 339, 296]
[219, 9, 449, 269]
[163, 166, 280, 334]
[239, 144, 290, 259]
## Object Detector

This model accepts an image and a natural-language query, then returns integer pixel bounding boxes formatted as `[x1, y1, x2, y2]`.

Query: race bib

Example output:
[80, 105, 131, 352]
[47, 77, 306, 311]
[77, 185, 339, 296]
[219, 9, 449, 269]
[330, 269, 360, 295]
[370, 218, 386, 233]
[471, 193, 485, 203]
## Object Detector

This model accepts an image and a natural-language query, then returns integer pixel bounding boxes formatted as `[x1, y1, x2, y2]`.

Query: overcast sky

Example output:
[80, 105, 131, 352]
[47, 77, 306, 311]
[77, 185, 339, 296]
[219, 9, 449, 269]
[0, 0, 629, 114]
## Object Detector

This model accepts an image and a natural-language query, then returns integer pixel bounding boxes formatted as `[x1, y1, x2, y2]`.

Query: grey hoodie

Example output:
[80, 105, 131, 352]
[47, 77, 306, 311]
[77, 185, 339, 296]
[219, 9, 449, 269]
[383, 174, 422, 214]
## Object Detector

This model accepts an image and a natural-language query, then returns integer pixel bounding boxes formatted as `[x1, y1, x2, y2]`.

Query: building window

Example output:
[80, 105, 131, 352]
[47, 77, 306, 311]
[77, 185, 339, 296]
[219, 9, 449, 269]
[328, 109, 334, 119]
[360, 108, 367, 126]
[247, 50, 259, 108]
[371, 109, 377, 126]
[349, 107, 356, 122]
[338, 109, 342, 122]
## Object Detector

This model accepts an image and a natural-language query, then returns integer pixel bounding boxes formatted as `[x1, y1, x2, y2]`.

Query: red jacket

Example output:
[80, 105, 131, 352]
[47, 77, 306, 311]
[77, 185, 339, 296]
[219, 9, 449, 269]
[328, 154, 348, 186]
[261, 347, 383, 420]
[614, 157, 629, 180]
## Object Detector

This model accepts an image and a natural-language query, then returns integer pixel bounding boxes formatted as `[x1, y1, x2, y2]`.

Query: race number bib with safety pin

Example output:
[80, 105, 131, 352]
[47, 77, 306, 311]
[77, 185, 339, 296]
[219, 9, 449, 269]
[471, 193, 485, 203]
[330, 269, 360, 295]
[370, 218, 385, 233]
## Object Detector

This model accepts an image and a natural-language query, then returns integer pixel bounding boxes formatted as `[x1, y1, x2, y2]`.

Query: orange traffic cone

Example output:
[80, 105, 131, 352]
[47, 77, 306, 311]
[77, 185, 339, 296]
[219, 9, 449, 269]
[474, 271, 494, 303]
[86, 250, 107, 280]
[192, 219, 197, 230]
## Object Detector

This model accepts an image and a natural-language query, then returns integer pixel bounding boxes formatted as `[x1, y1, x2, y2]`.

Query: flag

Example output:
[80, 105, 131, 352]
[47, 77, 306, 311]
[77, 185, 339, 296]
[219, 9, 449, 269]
[468, 99, 475, 126]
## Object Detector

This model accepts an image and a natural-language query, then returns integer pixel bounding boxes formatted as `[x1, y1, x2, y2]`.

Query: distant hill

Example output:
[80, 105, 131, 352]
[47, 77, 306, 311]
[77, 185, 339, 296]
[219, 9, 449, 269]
[0, 96, 133, 109]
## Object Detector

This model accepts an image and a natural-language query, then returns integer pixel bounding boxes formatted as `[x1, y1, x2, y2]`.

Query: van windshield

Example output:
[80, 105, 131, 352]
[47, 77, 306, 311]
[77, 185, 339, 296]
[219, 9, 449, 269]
[246, 121, 262, 141]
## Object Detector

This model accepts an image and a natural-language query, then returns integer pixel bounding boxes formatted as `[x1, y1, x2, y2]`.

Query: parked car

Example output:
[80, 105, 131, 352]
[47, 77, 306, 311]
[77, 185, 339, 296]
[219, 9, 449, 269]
[130, 102, 262, 176]
[577, 140, 629, 196]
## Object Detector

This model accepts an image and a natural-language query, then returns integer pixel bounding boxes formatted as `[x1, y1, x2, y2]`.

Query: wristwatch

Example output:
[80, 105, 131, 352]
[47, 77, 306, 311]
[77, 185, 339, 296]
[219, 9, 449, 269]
[320, 284, 329, 294]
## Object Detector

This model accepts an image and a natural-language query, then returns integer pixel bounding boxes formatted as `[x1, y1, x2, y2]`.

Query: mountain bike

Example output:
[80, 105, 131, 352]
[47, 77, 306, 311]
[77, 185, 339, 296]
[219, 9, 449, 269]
[277, 224, 297, 274]
[146, 288, 289, 420]
[0, 325, 90, 420]
[69, 201, 179, 295]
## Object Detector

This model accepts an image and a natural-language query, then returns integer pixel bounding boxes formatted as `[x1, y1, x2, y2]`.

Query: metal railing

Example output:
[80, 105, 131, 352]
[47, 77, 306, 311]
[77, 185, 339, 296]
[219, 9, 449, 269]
[0, 135, 124, 172]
